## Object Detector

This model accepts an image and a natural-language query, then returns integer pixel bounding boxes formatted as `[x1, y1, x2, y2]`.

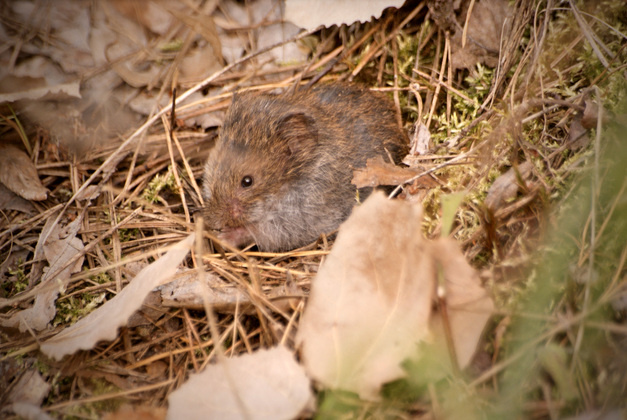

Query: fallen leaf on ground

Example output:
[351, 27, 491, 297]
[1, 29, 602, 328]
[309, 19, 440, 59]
[408, 122, 431, 156]
[0, 79, 81, 102]
[4, 369, 52, 420]
[159, 269, 249, 312]
[103, 404, 166, 420]
[450, 0, 513, 70]
[581, 99, 606, 129]
[0, 144, 47, 201]
[285, 0, 405, 31]
[40, 234, 195, 361]
[0, 183, 35, 213]
[296, 192, 435, 399]
[485, 161, 533, 212]
[160, 268, 303, 314]
[1, 216, 84, 332]
[567, 115, 591, 151]
[6, 369, 50, 406]
[167, 346, 312, 420]
[352, 156, 438, 189]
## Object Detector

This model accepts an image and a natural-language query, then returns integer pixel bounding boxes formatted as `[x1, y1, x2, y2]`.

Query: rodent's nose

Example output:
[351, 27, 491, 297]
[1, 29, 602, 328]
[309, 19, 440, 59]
[226, 198, 245, 221]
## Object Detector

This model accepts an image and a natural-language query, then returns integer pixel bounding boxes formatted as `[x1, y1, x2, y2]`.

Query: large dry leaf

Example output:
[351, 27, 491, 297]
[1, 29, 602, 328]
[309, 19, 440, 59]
[1, 216, 84, 332]
[167, 346, 312, 420]
[40, 234, 195, 361]
[285, 0, 405, 30]
[0, 144, 47, 201]
[296, 192, 435, 399]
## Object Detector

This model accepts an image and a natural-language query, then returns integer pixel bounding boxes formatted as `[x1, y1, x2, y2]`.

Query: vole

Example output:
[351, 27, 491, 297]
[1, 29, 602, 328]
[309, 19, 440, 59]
[202, 83, 408, 251]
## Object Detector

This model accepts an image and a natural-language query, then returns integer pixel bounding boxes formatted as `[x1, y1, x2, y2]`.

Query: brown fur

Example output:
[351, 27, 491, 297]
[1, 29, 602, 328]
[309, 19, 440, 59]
[202, 83, 408, 251]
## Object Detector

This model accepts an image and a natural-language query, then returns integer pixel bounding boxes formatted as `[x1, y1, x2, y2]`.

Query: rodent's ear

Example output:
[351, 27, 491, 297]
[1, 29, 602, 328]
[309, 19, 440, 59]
[276, 112, 318, 157]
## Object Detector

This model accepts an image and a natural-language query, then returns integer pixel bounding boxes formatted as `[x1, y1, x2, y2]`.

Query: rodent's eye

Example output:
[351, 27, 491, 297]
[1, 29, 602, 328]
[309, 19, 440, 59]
[241, 175, 254, 188]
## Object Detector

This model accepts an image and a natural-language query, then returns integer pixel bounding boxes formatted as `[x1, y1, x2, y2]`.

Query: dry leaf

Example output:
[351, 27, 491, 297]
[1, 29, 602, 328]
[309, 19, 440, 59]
[167, 346, 312, 420]
[0, 79, 81, 102]
[103, 405, 166, 420]
[0, 144, 47, 201]
[4, 369, 53, 420]
[160, 269, 249, 312]
[1, 216, 84, 332]
[581, 99, 605, 129]
[450, 0, 513, 70]
[160, 269, 301, 314]
[296, 192, 434, 399]
[167, 6, 223, 62]
[6, 370, 50, 406]
[9, 0, 94, 73]
[352, 156, 438, 189]
[219, 0, 308, 66]
[256, 22, 308, 66]
[0, 183, 35, 213]
[40, 234, 194, 361]
[409, 122, 431, 156]
[430, 238, 495, 369]
[567, 116, 591, 151]
[285, 0, 405, 30]
[110, 0, 176, 36]
[485, 161, 533, 212]
[8, 403, 54, 420]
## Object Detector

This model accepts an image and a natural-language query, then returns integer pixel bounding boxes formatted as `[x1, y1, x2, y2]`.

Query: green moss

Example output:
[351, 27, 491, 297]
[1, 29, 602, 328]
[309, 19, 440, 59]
[142, 167, 179, 204]
[53, 292, 107, 327]
[3, 261, 29, 297]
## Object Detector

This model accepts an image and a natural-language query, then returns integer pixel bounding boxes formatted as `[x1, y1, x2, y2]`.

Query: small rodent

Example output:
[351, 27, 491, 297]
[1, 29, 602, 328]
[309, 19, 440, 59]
[202, 83, 408, 251]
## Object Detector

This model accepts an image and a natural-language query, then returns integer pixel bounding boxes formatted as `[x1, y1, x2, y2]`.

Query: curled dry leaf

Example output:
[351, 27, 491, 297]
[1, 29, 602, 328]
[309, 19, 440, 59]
[296, 192, 435, 399]
[352, 156, 438, 189]
[0, 144, 47, 201]
[485, 161, 533, 212]
[40, 234, 194, 361]
[285, 0, 406, 31]
[167, 346, 312, 420]
[430, 238, 495, 369]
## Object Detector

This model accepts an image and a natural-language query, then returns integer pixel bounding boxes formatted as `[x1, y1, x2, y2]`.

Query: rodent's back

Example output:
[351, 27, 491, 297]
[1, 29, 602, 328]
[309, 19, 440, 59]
[298, 84, 407, 166]
[202, 83, 408, 251]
